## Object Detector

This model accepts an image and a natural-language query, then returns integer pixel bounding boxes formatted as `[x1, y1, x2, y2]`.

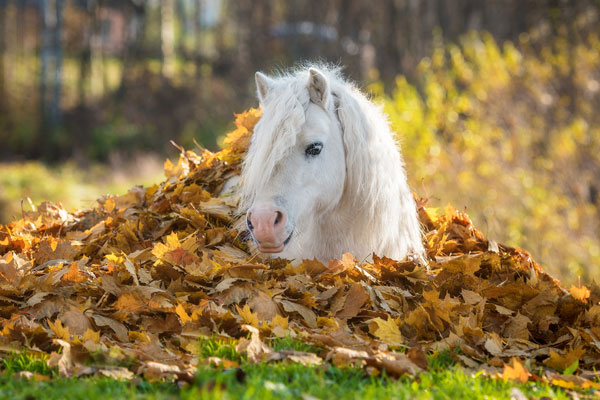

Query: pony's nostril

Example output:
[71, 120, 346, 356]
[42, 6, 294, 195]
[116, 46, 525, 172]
[246, 215, 254, 231]
[274, 211, 283, 226]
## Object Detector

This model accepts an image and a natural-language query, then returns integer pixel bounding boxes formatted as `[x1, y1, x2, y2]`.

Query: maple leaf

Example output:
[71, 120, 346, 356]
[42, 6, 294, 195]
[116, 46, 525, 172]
[502, 358, 529, 383]
[48, 319, 71, 340]
[545, 347, 586, 372]
[236, 304, 260, 327]
[270, 314, 290, 337]
[81, 329, 101, 344]
[328, 253, 355, 274]
[368, 317, 404, 346]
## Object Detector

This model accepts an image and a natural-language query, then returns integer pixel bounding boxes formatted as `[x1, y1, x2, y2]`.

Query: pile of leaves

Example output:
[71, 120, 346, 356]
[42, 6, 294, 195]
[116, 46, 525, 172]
[1, 109, 599, 391]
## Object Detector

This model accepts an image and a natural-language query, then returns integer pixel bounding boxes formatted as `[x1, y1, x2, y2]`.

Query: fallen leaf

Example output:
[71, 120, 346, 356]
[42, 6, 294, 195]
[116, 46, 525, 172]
[368, 317, 403, 346]
[502, 358, 529, 383]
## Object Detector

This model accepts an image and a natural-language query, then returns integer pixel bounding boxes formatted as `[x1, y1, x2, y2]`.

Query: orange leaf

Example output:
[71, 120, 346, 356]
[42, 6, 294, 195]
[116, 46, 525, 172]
[569, 285, 590, 302]
[61, 263, 86, 283]
[175, 303, 192, 324]
[502, 358, 529, 383]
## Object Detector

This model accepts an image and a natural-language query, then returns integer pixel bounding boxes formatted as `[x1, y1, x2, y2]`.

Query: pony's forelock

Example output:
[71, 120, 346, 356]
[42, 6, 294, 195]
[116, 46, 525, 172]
[240, 65, 345, 210]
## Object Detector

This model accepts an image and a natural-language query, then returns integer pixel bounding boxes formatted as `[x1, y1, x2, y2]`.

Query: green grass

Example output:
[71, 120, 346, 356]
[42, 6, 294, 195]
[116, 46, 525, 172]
[0, 340, 577, 400]
[1, 352, 55, 377]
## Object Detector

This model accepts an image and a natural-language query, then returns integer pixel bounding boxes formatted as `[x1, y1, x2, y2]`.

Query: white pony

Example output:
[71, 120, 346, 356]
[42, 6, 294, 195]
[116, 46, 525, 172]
[240, 65, 424, 263]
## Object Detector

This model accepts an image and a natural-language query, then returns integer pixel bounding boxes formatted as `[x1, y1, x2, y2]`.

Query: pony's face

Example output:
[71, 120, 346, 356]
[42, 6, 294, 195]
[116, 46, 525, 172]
[242, 69, 346, 256]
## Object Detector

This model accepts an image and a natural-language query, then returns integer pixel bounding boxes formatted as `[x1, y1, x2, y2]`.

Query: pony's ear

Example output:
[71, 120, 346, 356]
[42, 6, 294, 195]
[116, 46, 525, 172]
[255, 71, 274, 103]
[308, 68, 329, 107]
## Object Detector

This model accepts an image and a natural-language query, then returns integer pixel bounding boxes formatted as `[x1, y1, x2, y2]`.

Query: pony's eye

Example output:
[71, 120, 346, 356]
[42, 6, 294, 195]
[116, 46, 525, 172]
[305, 142, 323, 157]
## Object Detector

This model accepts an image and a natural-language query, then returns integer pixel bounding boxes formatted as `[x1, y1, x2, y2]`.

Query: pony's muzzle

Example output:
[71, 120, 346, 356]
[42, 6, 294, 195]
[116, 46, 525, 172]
[247, 205, 288, 253]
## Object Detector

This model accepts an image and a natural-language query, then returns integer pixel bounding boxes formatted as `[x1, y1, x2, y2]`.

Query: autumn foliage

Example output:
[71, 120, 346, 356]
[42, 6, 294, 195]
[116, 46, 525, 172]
[0, 109, 599, 389]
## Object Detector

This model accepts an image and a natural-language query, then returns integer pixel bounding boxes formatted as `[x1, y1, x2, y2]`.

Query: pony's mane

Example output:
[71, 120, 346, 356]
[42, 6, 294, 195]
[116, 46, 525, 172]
[240, 65, 347, 210]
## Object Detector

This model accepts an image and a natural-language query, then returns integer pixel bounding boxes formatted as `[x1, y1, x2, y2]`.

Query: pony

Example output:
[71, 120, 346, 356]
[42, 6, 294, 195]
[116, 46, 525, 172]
[240, 65, 424, 263]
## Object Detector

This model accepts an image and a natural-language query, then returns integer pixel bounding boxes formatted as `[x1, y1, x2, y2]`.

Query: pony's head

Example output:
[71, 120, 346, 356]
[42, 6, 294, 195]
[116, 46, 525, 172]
[240, 67, 348, 257]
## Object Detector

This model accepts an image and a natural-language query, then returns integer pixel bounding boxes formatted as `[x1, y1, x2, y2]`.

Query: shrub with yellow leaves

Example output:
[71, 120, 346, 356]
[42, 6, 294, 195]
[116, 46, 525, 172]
[372, 27, 600, 283]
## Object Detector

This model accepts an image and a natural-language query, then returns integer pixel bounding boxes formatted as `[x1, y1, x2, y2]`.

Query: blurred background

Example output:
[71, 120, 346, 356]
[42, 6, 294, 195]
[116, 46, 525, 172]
[0, 0, 599, 283]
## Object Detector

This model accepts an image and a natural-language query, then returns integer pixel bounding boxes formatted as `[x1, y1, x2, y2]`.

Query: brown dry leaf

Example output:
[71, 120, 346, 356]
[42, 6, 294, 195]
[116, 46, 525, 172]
[266, 350, 323, 366]
[236, 325, 273, 363]
[270, 314, 289, 337]
[503, 313, 531, 340]
[368, 352, 423, 377]
[60, 307, 92, 336]
[141, 361, 184, 380]
[114, 292, 147, 315]
[280, 300, 317, 328]
[484, 333, 504, 356]
[98, 367, 135, 380]
[206, 357, 240, 369]
[337, 284, 369, 318]
[248, 292, 280, 321]
[328, 347, 369, 368]
[545, 347, 586, 372]
[49, 339, 74, 377]
[91, 314, 128, 342]
[15, 371, 51, 382]
[461, 289, 483, 305]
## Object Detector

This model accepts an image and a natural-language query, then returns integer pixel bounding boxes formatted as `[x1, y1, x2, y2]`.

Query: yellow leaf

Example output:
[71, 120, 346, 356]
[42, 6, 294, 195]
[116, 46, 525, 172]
[81, 328, 100, 344]
[316, 316, 339, 330]
[105, 253, 126, 264]
[175, 303, 192, 324]
[236, 304, 260, 327]
[369, 317, 403, 346]
[152, 232, 187, 262]
[551, 378, 577, 389]
[48, 319, 70, 340]
[271, 314, 289, 330]
[128, 331, 150, 344]
[114, 292, 146, 314]
[104, 198, 116, 213]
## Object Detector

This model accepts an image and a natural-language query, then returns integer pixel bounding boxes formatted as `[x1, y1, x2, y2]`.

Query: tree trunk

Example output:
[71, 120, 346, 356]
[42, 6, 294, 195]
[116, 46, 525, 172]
[161, 0, 176, 79]
[39, 0, 64, 159]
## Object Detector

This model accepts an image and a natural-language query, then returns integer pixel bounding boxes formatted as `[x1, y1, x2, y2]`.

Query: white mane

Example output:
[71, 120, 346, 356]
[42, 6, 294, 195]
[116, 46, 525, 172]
[240, 65, 425, 262]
